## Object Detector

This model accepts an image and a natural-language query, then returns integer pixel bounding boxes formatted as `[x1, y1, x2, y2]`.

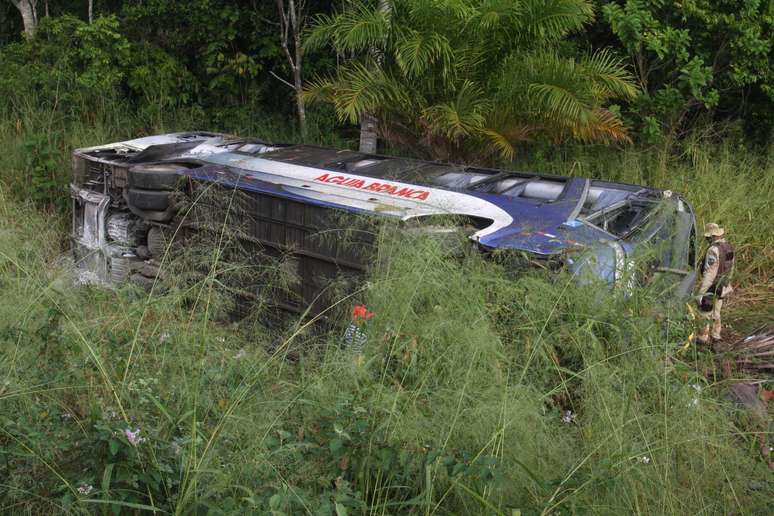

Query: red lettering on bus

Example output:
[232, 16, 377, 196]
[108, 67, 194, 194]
[378, 184, 396, 194]
[313, 173, 430, 201]
[345, 179, 365, 188]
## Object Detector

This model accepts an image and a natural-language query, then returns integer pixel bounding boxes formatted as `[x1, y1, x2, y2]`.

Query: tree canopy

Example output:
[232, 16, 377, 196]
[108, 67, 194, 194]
[0, 0, 771, 153]
[602, 0, 773, 143]
[304, 0, 639, 160]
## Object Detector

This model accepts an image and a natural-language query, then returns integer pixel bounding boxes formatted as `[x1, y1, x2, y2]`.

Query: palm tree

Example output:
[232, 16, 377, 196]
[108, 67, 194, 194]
[304, 0, 638, 161]
[359, 0, 392, 153]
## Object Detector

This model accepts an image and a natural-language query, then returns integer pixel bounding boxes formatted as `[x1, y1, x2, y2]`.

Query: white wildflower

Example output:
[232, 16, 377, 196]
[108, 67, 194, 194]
[637, 456, 651, 464]
[561, 410, 576, 424]
[77, 484, 93, 496]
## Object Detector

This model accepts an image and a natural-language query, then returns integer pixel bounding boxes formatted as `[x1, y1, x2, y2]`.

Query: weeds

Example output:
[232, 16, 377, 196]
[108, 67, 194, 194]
[0, 105, 772, 513]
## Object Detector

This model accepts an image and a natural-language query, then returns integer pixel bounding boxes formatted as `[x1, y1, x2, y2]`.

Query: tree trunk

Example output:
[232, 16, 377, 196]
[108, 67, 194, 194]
[358, 0, 391, 153]
[88, 0, 93, 23]
[359, 115, 378, 154]
[275, 0, 308, 140]
[293, 61, 307, 139]
[296, 92, 307, 139]
[12, 0, 38, 38]
[293, 17, 306, 140]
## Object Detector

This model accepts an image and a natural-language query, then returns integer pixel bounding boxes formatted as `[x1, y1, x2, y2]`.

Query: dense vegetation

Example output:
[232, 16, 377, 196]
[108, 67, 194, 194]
[1, 1, 772, 152]
[0, 1, 772, 514]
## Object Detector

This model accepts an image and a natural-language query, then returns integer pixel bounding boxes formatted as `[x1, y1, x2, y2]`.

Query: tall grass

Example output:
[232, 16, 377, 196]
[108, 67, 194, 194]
[520, 141, 774, 332]
[0, 92, 345, 215]
[0, 104, 772, 513]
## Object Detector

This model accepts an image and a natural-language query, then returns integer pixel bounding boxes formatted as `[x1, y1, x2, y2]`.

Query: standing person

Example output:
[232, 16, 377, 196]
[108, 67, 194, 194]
[696, 223, 735, 345]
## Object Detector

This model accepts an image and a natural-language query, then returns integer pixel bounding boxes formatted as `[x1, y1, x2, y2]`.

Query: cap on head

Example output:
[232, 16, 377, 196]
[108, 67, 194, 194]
[703, 222, 725, 237]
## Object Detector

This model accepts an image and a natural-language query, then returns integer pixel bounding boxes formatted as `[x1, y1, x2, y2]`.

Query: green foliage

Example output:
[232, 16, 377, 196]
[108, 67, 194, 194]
[1, 1, 770, 147]
[22, 134, 65, 211]
[120, 0, 268, 100]
[602, 0, 774, 142]
[0, 14, 195, 115]
[258, 395, 504, 512]
[118, 0, 335, 119]
[0, 1, 773, 511]
[1, 136, 773, 513]
[305, 0, 639, 160]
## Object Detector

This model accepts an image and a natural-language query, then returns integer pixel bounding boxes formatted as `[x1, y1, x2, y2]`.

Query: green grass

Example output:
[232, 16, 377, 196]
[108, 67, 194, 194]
[527, 141, 774, 285]
[523, 140, 774, 333]
[0, 106, 772, 514]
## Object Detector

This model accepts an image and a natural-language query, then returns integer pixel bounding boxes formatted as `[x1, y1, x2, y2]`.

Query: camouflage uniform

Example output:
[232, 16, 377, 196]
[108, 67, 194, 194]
[696, 223, 734, 344]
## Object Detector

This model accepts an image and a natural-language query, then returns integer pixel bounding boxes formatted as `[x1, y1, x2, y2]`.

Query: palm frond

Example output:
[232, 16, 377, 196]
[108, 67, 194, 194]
[422, 81, 491, 140]
[303, 14, 337, 52]
[310, 62, 412, 124]
[479, 128, 516, 160]
[527, 81, 591, 124]
[580, 49, 639, 101]
[520, 0, 594, 41]
[571, 108, 632, 143]
[305, 1, 392, 54]
[473, 0, 525, 31]
[453, 45, 488, 82]
[301, 76, 337, 105]
[407, 0, 473, 27]
[497, 52, 633, 144]
[394, 30, 454, 80]
[337, 2, 393, 53]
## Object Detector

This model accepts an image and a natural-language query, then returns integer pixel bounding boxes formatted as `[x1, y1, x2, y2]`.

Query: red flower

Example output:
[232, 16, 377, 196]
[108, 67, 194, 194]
[351, 304, 374, 321]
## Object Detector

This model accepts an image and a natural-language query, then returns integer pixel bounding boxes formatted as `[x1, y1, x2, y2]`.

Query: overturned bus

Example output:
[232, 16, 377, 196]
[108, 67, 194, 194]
[70, 132, 698, 316]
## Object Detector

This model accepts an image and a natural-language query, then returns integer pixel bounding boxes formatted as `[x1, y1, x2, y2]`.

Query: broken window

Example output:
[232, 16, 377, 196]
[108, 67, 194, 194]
[379, 162, 446, 183]
[587, 201, 654, 237]
[433, 171, 491, 189]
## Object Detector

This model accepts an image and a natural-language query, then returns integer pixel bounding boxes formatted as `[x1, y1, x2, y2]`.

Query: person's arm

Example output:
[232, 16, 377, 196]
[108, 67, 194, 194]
[698, 246, 719, 294]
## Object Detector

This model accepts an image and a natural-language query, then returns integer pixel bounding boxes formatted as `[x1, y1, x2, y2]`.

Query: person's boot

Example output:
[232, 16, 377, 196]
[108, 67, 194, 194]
[696, 325, 710, 347]
[711, 320, 722, 342]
